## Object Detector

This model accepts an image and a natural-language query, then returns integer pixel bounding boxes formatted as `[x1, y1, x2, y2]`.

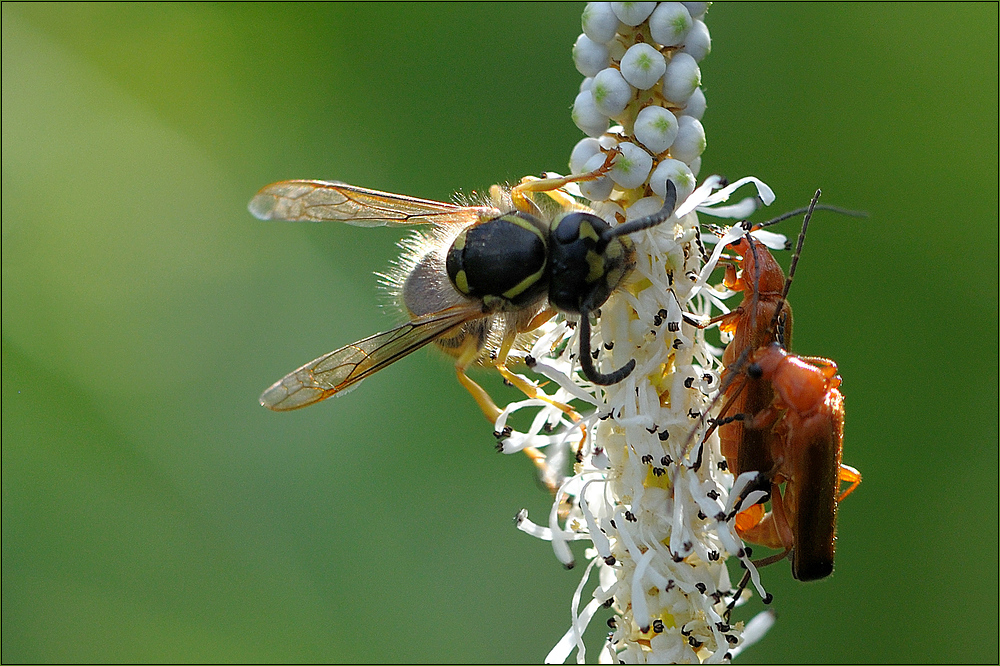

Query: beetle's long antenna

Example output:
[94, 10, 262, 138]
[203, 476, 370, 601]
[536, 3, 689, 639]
[762, 189, 822, 342]
[681, 336, 756, 467]
[724, 553, 779, 622]
[754, 202, 867, 230]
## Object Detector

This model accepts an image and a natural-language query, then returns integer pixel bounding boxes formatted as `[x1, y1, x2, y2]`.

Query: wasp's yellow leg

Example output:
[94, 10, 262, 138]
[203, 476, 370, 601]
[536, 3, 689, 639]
[525, 308, 557, 333]
[454, 339, 503, 423]
[514, 177, 580, 210]
[494, 332, 590, 485]
[510, 149, 619, 213]
[494, 335, 581, 422]
[453, 339, 554, 491]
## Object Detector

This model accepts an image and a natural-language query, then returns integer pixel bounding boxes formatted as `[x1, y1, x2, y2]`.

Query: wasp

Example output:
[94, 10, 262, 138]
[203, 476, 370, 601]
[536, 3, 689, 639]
[687, 192, 863, 583]
[251, 168, 679, 431]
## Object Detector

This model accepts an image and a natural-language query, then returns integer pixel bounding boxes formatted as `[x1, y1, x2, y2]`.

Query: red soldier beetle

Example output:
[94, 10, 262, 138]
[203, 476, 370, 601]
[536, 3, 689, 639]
[716, 228, 794, 498]
[685, 191, 864, 586]
[732, 342, 862, 581]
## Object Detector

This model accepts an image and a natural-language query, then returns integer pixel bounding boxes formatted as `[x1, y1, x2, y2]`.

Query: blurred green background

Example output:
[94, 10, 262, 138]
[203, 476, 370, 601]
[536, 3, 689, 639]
[3, 3, 996, 663]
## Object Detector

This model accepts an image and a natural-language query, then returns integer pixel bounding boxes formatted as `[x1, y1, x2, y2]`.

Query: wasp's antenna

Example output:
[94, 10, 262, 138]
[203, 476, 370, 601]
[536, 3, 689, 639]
[601, 180, 678, 242]
[578, 313, 636, 385]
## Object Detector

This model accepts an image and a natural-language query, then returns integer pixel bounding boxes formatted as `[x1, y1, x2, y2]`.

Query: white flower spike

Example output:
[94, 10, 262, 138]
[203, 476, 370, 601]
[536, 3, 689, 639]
[500, 3, 794, 662]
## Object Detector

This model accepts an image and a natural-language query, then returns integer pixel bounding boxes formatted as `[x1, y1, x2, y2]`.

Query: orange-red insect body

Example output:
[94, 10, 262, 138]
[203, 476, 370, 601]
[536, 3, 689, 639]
[705, 193, 863, 582]
[734, 343, 860, 581]
[714, 234, 792, 492]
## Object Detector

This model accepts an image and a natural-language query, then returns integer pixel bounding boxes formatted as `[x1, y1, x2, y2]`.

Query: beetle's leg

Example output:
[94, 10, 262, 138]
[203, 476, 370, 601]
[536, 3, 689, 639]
[734, 500, 767, 534]
[735, 489, 793, 554]
[682, 307, 744, 335]
[711, 411, 748, 429]
[751, 548, 793, 569]
[724, 567, 773, 622]
[837, 464, 862, 501]
[724, 498, 788, 622]
[724, 477, 791, 621]
[766, 482, 796, 550]
[745, 403, 784, 433]
[796, 354, 840, 380]
[714, 403, 781, 435]
[730, 468, 792, 551]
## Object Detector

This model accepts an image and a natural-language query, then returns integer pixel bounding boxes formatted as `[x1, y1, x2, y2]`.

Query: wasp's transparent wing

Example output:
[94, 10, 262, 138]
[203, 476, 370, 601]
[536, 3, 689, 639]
[249, 179, 498, 227]
[260, 305, 483, 411]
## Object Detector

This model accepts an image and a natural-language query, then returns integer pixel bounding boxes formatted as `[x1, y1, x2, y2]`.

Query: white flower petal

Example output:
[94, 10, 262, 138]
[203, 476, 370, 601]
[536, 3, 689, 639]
[546, 596, 603, 664]
[751, 228, 788, 250]
[729, 610, 777, 659]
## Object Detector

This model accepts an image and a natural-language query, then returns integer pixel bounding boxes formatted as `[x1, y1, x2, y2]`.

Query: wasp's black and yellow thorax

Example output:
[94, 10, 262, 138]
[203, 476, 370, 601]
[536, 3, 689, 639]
[446, 212, 549, 311]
